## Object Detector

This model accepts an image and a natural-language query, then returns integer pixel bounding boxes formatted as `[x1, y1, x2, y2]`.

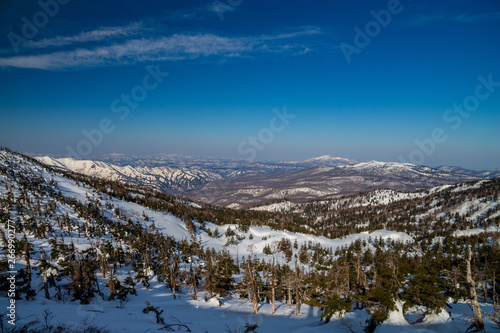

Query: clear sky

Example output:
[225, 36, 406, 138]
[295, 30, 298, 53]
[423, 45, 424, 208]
[0, 0, 499, 169]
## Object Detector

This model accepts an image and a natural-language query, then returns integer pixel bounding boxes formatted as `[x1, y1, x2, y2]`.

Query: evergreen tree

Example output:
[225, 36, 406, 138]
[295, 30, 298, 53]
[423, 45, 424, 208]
[401, 265, 447, 315]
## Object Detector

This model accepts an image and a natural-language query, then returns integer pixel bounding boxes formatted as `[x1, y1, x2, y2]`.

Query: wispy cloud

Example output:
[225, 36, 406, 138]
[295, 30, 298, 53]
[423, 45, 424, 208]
[0, 26, 320, 70]
[259, 26, 322, 41]
[450, 11, 500, 23]
[24, 22, 143, 49]
[408, 14, 446, 26]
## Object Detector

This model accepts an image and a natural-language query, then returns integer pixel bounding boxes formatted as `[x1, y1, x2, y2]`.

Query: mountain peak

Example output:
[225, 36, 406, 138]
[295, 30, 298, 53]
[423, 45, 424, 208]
[302, 155, 357, 164]
[353, 160, 412, 168]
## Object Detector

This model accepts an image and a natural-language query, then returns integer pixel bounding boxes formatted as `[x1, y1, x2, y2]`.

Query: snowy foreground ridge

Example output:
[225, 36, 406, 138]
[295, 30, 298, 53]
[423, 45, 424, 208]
[1, 149, 499, 332]
[11, 286, 496, 333]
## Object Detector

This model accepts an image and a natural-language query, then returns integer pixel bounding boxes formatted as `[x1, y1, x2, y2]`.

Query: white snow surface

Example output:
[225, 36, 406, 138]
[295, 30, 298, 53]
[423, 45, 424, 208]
[1, 150, 498, 332]
[453, 226, 500, 237]
[36, 155, 223, 191]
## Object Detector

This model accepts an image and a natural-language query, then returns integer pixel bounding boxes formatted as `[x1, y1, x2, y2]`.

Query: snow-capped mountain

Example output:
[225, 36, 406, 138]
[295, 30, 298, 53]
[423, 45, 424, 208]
[250, 179, 495, 214]
[437, 165, 500, 179]
[190, 161, 482, 208]
[36, 155, 493, 209]
[92, 153, 357, 169]
[34, 155, 358, 193]
[36, 156, 224, 192]
[291, 155, 357, 166]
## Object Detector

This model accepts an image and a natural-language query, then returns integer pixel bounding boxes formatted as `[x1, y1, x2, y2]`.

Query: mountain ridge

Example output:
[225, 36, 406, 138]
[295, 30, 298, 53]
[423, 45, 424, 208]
[35, 154, 357, 192]
[190, 162, 482, 208]
[437, 165, 500, 178]
[36, 155, 496, 209]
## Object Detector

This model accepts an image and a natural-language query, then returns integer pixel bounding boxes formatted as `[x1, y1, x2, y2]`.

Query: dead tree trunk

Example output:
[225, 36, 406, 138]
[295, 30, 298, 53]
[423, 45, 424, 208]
[466, 246, 485, 331]
[39, 248, 50, 299]
[100, 254, 107, 278]
[356, 250, 361, 287]
[192, 267, 198, 300]
[295, 259, 300, 316]
[171, 271, 177, 300]
[248, 262, 259, 314]
[271, 258, 276, 315]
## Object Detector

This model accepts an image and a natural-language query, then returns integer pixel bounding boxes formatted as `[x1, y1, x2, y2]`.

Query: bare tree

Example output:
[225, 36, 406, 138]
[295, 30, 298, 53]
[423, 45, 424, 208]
[246, 261, 259, 314]
[188, 263, 199, 300]
[170, 253, 180, 300]
[294, 259, 302, 316]
[271, 257, 277, 314]
[466, 246, 484, 332]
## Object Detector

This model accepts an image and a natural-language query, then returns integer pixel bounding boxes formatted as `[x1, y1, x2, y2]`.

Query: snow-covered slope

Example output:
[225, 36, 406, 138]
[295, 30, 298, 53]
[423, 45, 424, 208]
[9, 153, 410, 266]
[438, 165, 500, 179]
[251, 189, 430, 213]
[35, 155, 490, 210]
[252, 179, 500, 234]
[2, 149, 499, 333]
[37, 156, 223, 192]
[34, 154, 358, 194]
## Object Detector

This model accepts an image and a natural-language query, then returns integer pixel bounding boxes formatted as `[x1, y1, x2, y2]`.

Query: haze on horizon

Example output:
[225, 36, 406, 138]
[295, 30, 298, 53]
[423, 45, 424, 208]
[0, 0, 499, 170]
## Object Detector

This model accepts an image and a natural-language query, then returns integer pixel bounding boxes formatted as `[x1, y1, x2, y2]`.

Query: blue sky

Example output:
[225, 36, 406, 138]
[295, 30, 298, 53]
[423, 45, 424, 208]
[0, 0, 499, 169]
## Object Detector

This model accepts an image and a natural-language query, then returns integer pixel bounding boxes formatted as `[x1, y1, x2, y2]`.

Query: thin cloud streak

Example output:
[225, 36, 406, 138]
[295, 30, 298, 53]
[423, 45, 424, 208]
[0, 28, 320, 70]
[25, 22, 143, 49]
[451, 11, 500, 23]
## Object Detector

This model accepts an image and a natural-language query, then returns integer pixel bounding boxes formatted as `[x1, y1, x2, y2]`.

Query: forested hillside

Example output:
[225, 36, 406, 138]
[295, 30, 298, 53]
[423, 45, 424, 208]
[1, 147, 499, 332]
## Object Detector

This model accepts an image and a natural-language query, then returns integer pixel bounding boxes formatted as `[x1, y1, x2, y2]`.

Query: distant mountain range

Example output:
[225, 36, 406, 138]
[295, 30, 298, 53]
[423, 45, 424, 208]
[437, 165, 500, 179]
[36, 154, 496, 208]
[36, 154, 357, 192]
[36, 156, 225, 192]
[189, 161, 482, 208]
